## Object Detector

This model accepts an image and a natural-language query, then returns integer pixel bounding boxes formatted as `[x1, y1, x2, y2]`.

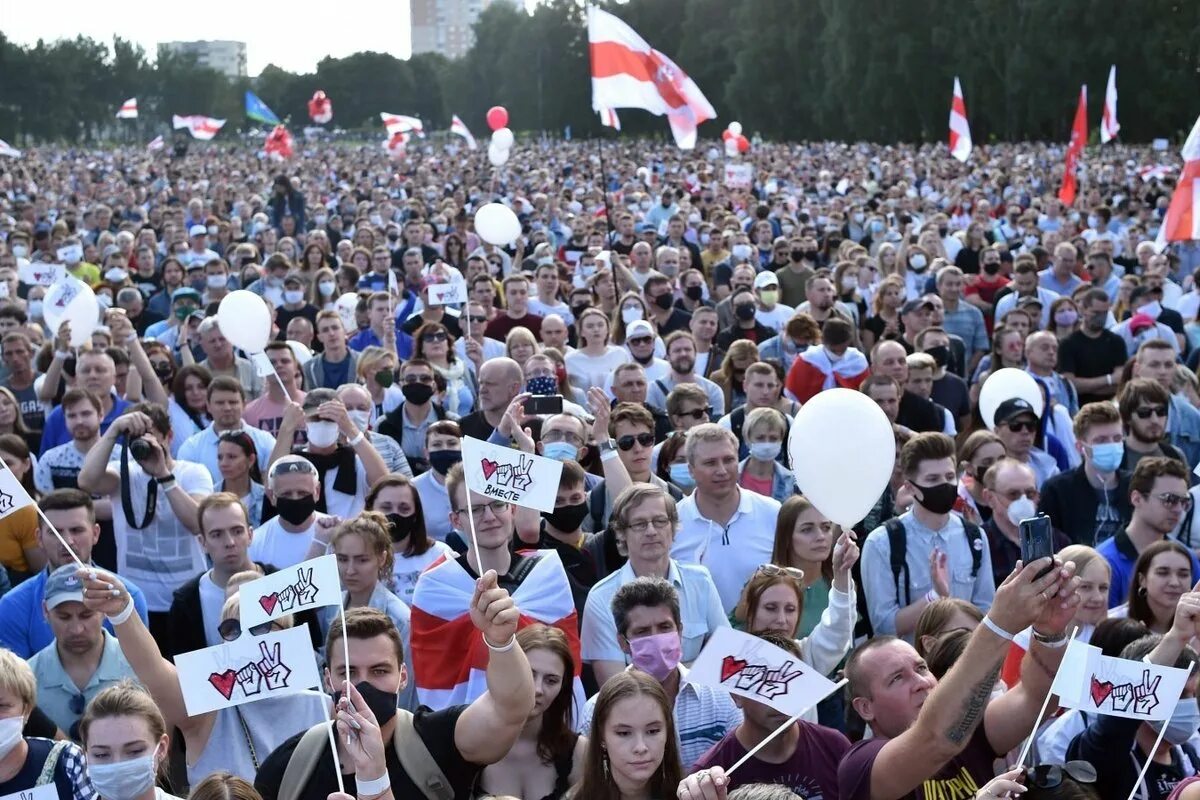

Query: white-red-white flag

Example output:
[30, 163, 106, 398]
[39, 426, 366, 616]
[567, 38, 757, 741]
[587, 5, 715, 149]
[116, 98, 138, 119]
[146, 135, 164, 152]
[949, 77, 972, 162]
[172, 115, 226, 141]
[381, 113, 424, 138]
[598, 106, 622, 131]
[0, 140, 21, 159]
[1156, 113, 1200, 249]
[1101, 65, 1120, 144]
[450, 115, 477, 150]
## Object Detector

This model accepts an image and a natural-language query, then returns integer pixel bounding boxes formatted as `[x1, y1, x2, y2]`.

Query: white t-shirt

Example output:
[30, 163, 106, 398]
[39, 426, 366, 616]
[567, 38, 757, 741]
[412, 471, 453, 543]
[756, 303, 796, 333]
[112, 459, 213, 612]
[392, 542, 455, 604]
[528, 298, 574, 324]
[198, 572, 227, 647]
[565, 346, 630, 390]
[248, 513, 330, 569]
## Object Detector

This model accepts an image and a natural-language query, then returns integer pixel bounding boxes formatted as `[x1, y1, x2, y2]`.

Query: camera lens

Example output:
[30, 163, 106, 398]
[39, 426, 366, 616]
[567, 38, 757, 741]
[129, 438, 153, 461]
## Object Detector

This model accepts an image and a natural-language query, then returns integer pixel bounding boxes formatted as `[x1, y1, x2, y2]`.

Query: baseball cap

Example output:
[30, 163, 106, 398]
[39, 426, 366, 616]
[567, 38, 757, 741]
[626, 320, 655, 340]
[1129, 313, 1156, 335]
[1129, 285, 1153, 304]
[302, 388, 337, 416]
[901, 298, 934, 315]
[44, 564, 85, 609]
[994, 397, 1038, 427]
[1016, 295, 1044, 310]
[753, 271, 780, 290]
[188, 224, 207, 238]
[172, 287, 202, 303]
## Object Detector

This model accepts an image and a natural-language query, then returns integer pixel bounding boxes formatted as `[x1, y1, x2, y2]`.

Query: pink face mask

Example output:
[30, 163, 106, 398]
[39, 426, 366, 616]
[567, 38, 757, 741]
[628, 631, 682, 682]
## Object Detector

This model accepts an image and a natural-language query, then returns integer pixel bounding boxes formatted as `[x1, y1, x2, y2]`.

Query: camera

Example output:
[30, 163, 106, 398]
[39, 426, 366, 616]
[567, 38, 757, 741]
[129, 438, 155, 462]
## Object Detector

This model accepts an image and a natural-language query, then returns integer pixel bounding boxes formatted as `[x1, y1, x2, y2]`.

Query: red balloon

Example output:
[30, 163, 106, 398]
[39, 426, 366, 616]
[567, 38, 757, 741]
[721, 130, 733, 141]
[737, 135, 750, 153]
[486, 106, 509, 132]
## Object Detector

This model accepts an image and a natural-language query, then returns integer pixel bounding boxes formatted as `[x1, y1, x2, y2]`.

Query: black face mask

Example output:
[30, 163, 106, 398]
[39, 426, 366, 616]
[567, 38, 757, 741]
[684, 285, 704, 301]
[386, 512, 416, 543]
[275, 495, 317, 525]
[401, 382, 435, 405]
[791, 248, 806, 262]
[653, 293, 674, 311]
[982, 261, 1001, 276]
[375, 369, 395, 389]
[925, 345, 950, 369]
[938, 226, 949, 237]
[333, 680, 398, 727]
[541, 501, 590, 533]
[913, 481, 958, 515]
[428, 449, 463, 476]
[571, 304, 589, 319]
[735, 303, 757, 321]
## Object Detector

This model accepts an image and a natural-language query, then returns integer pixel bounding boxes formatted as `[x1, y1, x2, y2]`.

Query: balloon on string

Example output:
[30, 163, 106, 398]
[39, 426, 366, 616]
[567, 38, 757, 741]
[335, 293, 359, 333]
[487, 143, 509, 167]
[474, 203, 521, 245]
[979, 368, 1045, 430]
[43, 278, 99, 347]
[216, 290, 272, 354]
[728, 121, 743, 136]
[486, 106, 509, 131]
[789, 388, 896, 529]
[491, 127, 514, 150]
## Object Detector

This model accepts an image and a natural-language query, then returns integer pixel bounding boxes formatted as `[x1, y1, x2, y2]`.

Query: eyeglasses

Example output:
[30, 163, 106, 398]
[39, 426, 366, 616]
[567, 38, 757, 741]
[617, 433, 655, 450]
[628, 336, 653, 346]
[454, 500, 511, 517]
[218, 618, 278, 642]
[421, 331, 448, 343]
[69, 693, 86, 716]
[1024, 761, 1097, 789]
[1153, 492, 1193, 511]
[1004, 420, 1038, 433]
[676, 408, 712, 421]
[1134, 405, 1168, 419]
[622, 515, 674, 534]
[755, 564, 806, 582]
[1000, 488, 1039, 502]
[468, 315, 488, 324]
[542, 430, 584, 446]
[404, 374, 434, 384]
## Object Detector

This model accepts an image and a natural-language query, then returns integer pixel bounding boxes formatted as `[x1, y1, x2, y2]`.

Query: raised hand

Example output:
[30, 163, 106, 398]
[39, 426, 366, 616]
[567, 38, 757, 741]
[335, 681, 388, 780]
[76, 569, 132, 618]
[929, 547, 950, 598]
[988, 558, 1072, 637]
[676, 766, 729, 800]
[832, 529, 859, 592]
[587, 386, 611, 443]
[470, 569, 520, 646]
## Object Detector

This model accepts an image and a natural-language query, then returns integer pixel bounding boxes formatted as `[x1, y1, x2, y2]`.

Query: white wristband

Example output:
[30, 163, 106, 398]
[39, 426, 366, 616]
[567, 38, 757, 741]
[355, 770, 390, 797]
[981, 615, 1015, 642]
[924, 588, 942, 604]
[483, 632, 516, 652]
[600, 449, 619, 463]
[107, 598, 135, 626]
[347, 431, 366, 447]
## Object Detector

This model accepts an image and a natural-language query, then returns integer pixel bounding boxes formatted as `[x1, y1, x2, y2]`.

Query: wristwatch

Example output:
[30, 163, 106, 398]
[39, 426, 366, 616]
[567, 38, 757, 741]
[597, 438, 619, 456]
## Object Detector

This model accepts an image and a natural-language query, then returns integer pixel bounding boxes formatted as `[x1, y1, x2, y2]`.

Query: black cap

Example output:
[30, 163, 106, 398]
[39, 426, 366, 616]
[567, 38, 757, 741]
[901, 298, 934, 315]
[995, 397, 1038, 427]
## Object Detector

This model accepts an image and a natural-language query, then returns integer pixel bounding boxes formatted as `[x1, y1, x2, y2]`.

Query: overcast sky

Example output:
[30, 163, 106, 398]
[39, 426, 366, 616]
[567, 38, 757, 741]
[0, 0, 417, 75]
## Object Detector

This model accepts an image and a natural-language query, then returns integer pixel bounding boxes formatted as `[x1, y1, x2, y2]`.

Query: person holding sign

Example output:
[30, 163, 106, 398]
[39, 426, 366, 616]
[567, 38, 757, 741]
[837, 556, 1080, 800]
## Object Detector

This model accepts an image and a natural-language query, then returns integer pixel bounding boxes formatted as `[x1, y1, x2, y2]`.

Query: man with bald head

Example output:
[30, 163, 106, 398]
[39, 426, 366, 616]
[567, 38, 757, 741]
[629, 241, 655, 287]
[459, 356, 538, 441]
[1025, 330, 1078, 416]
[1039, 242, 1084, 296]
[871, 340, 945, 433]
[981, 458, 1070, 585]
[539, 313, 571, 353]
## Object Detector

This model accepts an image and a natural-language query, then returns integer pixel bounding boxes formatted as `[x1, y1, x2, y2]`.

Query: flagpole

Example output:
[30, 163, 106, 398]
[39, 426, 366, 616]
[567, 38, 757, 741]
[725, 678, 848, 777]
[1124, 660, 1195, 800]
[318, 698, 347, 794]
[1013, 626, 1079, 768]
[596, 132, 614, 237]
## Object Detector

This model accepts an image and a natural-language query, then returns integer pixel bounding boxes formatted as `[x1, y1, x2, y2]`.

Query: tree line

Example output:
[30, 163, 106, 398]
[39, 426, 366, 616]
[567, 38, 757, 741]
[1, 0, 1198, 145]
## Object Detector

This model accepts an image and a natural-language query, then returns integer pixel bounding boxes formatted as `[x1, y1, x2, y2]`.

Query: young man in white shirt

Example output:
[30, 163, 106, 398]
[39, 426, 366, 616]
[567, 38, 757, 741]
[177, 375, 277, 483]
[412, 421, 464, 544]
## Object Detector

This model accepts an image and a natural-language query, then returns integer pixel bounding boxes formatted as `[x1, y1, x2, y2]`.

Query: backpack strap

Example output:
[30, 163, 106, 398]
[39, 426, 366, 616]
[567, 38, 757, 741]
[964, 521, 983, 579]
[885, 518, 910, 607]
[654, 379, 670, 402]
[392, 709, 454, 800]
[279, 723, 333, 800]
[36, 740, 71, 786]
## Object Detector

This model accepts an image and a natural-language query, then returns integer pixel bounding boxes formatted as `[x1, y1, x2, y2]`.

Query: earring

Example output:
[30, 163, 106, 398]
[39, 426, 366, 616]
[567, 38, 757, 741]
[602, 748, 610, 780]
[1139, 585, 1148, 597]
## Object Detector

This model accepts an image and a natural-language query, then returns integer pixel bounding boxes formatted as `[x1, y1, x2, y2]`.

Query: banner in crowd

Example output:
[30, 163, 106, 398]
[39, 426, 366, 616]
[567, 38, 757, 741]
[461, 436, 563, 513]
[239, 554, 342, 629]
[723, 163, 753, 189]
[174, 624, 320, 715]
[17, 261, 64, 288]
[0, 466, 34, 520]
[1051, 638, 1189, 721]
[427, 279, 468, 306]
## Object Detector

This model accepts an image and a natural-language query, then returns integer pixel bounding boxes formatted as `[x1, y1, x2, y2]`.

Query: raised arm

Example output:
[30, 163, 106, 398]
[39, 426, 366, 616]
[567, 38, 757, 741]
[325, 400, 388, 486]
[38, 324, 72, 403]
[78, 412, 136, 497]
[267, 401, 305, 470]
[109, 311, 168, 407]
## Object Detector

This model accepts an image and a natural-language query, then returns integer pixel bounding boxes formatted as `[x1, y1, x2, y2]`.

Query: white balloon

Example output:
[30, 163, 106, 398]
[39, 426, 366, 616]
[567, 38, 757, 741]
[487, 144, 509, 167]
[43, 278, 99, 347]
[789, 388, 896, 529]
[728, 121, 743, 136]
[491, 127, 514, 150]
[474, 203, 521, 246]
[335, 293, 359, 334]
[979, 368, 1046, 430]
[216, 290, 272, 354]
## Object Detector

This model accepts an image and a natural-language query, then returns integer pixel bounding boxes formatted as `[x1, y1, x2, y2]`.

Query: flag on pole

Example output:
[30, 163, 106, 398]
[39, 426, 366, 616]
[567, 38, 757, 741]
[1101, 65, 1120, 144]
[587, 5, 716, 149]
[948, 77, 972, 162]
[381, 113, 424, 138]
[450, 115, 477, 150]
[598, 106, 622, 131]
[0, 464, 36, 520]
[307, 91, 333, 124]
[244, 92, 281, 126]
[1058, 85, 1088, 206]
[173, 115, 226, 141]
[0, 140, 21, 159]
[115, 98, 138, 119]
[1155, 113, 1200, 249]
[147, 135, 165, 152]
[1050, 638, 1189, 721]
[264, 125, 294, 160]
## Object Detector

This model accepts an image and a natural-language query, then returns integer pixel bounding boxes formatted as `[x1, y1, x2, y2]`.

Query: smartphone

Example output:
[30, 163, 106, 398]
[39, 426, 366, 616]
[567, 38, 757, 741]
[1019, 514, 1055, 578]
[523, 395, 564, 415]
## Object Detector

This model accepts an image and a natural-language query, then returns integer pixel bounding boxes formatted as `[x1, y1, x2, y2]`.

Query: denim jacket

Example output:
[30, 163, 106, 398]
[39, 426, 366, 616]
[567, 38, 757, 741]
[737, 457, 798, 503]
[1168, 393, 1200, 469]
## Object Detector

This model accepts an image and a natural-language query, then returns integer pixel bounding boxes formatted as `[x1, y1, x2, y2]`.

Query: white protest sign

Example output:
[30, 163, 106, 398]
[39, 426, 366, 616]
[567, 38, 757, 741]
[685, 627, 841, 718]
[0, 783, 58, 800]
[427, 279, 468, 307]
[723, 163, 753, 190]
[1153, 138, 1169, 151]
[56, 243, 83, 264]
[250, 352, 275, 378]
[239, 554, 342, 629]
[0, 466, 35, 521]
[461, 436, 563, 513]
[17, 261, 64, 288]
[174, 624, 320, 716]
[1051, 638, 1189, 721]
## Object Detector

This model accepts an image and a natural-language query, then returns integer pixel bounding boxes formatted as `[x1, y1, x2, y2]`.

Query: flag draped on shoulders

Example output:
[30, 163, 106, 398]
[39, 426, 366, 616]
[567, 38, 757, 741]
[410, 550, 582, 710]
[785, 345, 869, 404]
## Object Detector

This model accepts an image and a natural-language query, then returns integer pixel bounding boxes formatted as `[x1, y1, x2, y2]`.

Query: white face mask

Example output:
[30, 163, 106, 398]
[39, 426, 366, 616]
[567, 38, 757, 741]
[306, 420, 340, 448]
[0, 715, 23, 759]
[1005, 496, 1038, 528]
[284, 290, 305, 305]
[88, 752, 159, 800]
[318, 281, 337, 297]
[105, 268, 128, 283]
[621, 306, 643, 325]
[1141, 300, 1163, 320]
[348, 409, 371, 432]
[207, 274, 227, 289]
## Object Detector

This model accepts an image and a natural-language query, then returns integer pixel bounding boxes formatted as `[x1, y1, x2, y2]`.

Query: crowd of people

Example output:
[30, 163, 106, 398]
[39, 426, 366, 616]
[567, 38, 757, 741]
[0, 134, 1198, 800]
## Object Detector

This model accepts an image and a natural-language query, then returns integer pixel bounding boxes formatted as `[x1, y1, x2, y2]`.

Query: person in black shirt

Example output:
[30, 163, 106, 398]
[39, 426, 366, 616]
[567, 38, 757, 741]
[1059, 288, 1128, 405]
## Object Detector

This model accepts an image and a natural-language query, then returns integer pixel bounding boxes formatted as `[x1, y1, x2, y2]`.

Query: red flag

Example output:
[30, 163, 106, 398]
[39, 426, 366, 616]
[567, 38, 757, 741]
[264, 125, 294, 160]
[307, 91, 332, 124]
[948, 77, 971, 162]
[1058, 86, 1088, 206]
[1156, 114, 1200, 248]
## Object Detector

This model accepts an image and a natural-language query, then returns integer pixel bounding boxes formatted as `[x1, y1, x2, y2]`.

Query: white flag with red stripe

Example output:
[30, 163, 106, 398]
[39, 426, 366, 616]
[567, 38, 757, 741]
[598, 106, 622, 131]
[450, 115, 477, 150]
[0, 140, 20, 159]
[411, 551, 582, 710]
[116, 97, 138, 119]
[172, 115, 226, 141]
[381, 113, 424, 138]
[1156, 113, 1200, 249]
[1101, 65, 1120, 144]
[949, 77, 972, 163]
[588, 5, 715, 149]
[147, 135, 164, 152]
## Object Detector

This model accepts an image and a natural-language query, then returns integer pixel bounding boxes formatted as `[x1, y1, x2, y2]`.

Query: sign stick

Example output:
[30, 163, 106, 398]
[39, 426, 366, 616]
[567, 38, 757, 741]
[0, 462, 85, 569]
[1124, 660, 1195, 800]
[318, 698, 347, 794]
[338, 602, 351, 699]
[464, 497, 482, 574]
[725, 678, 848, 777]
[1013, 626, 1079, 768]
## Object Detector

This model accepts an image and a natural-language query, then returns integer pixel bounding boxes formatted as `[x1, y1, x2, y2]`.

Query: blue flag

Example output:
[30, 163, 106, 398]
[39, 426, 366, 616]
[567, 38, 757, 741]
[245, 91, 281, 125]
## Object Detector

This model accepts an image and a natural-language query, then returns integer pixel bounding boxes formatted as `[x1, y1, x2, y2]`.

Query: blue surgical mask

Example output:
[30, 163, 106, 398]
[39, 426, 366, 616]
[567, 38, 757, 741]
[1088, 441, 1124, 473]
[669, 462, 695, 489]
[87, 753, 158, 800]
[1151, 700, 1200, 745]
[542, 441, 578, 462]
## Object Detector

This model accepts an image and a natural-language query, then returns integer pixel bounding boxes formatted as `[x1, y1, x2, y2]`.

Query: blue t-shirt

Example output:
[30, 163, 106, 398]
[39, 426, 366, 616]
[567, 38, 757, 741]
[1098, 529, 1200, 608]
[40, 395, 129, 456]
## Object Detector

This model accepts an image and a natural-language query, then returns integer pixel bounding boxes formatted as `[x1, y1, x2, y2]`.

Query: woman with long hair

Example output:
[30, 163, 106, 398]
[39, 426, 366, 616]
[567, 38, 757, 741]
[1059, 544, 1112, 641]
[0, 433, 44, 580]
[188, 773, 262, 800]
[0, 387, 36, 453]
[913, 598, 984, 658]
[309, 267, 339, 311]
[833, 260, 867, 322]
[711, 341, 760, 412]
[861, 274, 905, 351]
[355, 347, 403, 425]
[216, 433, 265, 528]
[413, 321, 475, 416]
[80, 681, 183, 800]
[300, 242, 328, 275]
[956, 430, 1006, 524]
[443, 232, 467, 269]
[1047, 297, 1081, 341]
[612, 292, 653, 348]
[970, 325, 1025, 395]
[1118, 540, 1192, 634]
[480, 625, 586, 800]
[590, 268, 620, 317]
[565, 308, 631, 391]
[365, 475, 453, 603]
[568, 670, 682, 800]
[168, 366, 212, 456]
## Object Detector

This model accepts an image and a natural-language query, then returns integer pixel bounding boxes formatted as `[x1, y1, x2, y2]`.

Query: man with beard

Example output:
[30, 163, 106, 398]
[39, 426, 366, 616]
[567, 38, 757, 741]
[646, 332, 724, 418]
[1129, 339, 1200, 469]
[1117, 379, 1188, 473]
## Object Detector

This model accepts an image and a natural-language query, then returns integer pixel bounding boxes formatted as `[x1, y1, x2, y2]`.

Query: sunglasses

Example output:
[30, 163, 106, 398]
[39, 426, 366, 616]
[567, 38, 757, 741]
[1025, 761, 1097, 789]
[1134, 405, 1168, 419]
[617, 433, 655, 450]
[1004, 420, 1037, 433]
[421, 331, 448, 343]
[755, 563, 806, 581]
[676, 408, 712, 421]
[468, 315, 488, 324]
[218, 618, 278, 642]
[1153, 492, 1193, 511]
[628, 336, 653, 346]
